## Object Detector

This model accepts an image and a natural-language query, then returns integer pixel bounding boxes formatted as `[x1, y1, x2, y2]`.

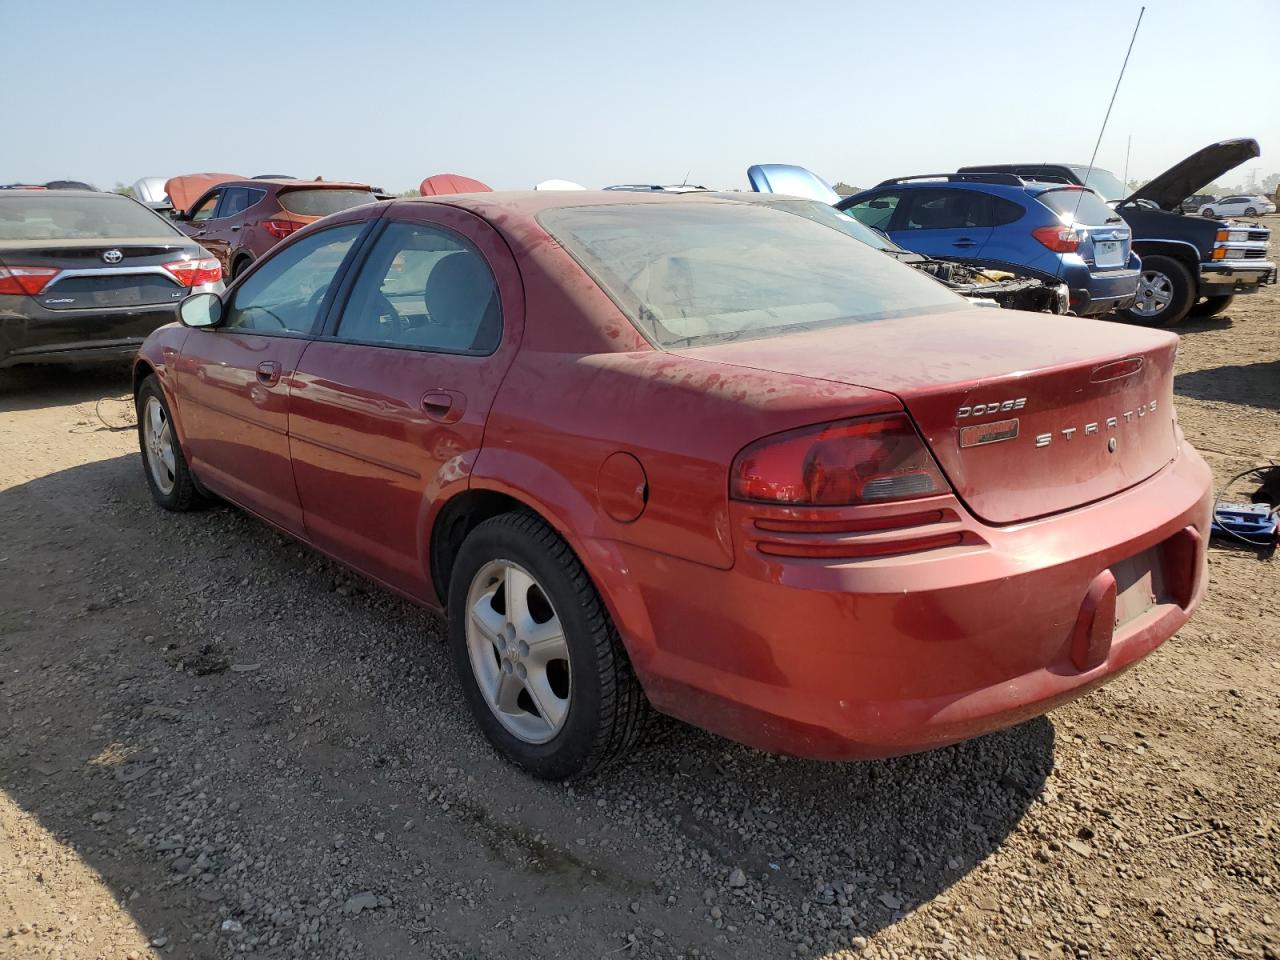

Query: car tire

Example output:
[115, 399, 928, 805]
[1201, 209, 1216, 218]
[1118, 254, 1196, 327]
[231, 256, 252, 280]
[447, 510, 649, 780]
[136, 376, 208, 511]
[1244, 207, 1257, 216]
[1189, 294, 1234, 318]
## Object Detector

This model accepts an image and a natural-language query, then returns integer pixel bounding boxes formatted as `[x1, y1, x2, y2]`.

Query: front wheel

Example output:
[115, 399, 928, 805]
[136, 376, 208, 511]
[447, 512, 648, 780]
[1117, 255, 1196, 327]
[1201, 209, 1216, 218]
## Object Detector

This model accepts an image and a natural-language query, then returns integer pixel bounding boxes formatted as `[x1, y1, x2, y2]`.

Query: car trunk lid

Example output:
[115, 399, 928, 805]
[0, 238, 194, 310]
[671, 311, 1179, 525]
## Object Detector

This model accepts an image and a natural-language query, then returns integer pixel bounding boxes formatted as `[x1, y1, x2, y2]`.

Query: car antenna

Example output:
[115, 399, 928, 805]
[681, 169, 691, 188]
[1075, 6, 1144, 218]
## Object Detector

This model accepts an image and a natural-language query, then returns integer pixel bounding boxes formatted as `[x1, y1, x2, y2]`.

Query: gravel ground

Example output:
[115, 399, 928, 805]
[1, 218, 1278, 960]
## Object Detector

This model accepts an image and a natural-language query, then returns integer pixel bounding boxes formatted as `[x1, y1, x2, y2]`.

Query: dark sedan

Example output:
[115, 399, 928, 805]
[0, 190, 223, 368]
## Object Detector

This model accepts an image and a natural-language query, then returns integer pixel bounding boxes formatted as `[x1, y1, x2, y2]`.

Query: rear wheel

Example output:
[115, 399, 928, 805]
[447, 511, 648, 780]
[136, 376, 208, 511]
[1189, 294, 1234, 318]
[1118, 255, 1195, 327]
[1244, 207, 1257, 216]
[231, 256, 252, 280]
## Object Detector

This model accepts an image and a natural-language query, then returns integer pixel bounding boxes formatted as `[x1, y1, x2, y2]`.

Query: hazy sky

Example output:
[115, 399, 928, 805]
[5, 0, 1277, 193]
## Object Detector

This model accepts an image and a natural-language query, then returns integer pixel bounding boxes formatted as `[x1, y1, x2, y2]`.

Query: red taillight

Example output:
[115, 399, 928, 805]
[262, 219, 302, 240]
[0, 265, 58, 295]
[163, 257, 222, 288]
[1032, 225, 1081, 253]
[731, 414, 950, 506]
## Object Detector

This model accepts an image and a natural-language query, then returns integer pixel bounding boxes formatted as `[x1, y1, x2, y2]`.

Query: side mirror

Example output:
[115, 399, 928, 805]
[180, 292, 224, 328]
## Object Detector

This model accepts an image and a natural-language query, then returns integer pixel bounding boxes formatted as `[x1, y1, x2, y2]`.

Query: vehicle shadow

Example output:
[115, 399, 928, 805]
[0, 362, 133, 413]
[0, 453, 1051, 958]
[1174, 360, 1280, 410]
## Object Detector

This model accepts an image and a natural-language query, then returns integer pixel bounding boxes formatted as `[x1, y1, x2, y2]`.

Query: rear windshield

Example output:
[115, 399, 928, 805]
[0, 193, 181, 241]
[1067, 167, 1126, 203]
[1036, 188, 1122, 226]
[278, 188, 378, 217]
[539, 202, 967, 347]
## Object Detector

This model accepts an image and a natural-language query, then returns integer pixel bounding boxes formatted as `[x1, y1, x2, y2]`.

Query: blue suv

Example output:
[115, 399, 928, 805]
[839, 174, 1141, 316]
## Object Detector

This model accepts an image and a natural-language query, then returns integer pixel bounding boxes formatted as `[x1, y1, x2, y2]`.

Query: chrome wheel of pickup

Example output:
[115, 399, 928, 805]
[1131, 269, 1173, 319]
[465, 558, 572, 744]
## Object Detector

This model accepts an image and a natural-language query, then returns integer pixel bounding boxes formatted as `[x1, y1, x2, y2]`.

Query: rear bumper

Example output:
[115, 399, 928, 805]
[0, 286, 215, 367]
[1062, 263, 1142, 316]
[599, 444, 1212, 760]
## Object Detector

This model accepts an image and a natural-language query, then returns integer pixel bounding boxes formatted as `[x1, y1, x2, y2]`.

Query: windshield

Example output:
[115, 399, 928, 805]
[1068, 166, 1126, 203]
[0, 193, 181, 241]
[278, 188, 378, 217]
[540, 202, 967, 348]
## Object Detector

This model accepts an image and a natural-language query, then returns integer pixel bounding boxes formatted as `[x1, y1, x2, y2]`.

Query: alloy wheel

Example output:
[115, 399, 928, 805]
[465, 559, 572, 744]
[1131, 269, 1173, 319]
[142, 396, 176, 495]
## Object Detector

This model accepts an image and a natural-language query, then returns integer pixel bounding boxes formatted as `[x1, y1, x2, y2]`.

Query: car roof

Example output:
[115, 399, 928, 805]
[390, 190, 751, 218]
[0, 189, 125, 201]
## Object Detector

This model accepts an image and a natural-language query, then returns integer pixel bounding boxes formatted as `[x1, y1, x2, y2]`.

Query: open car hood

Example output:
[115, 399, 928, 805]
[419, 173, 492, 196]
[164, 173, 242, 214]
[1124, 139, 1259, 210]
[747, 164, 840, 205]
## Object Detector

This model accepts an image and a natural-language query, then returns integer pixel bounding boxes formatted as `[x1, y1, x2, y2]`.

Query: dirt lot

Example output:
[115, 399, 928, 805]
[2, 220, 1278, 960]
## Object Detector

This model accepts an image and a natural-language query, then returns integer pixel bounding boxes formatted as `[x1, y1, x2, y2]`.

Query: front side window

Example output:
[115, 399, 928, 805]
[190, 192, 221, 222]
[334, 221, 501, 353]
[540, 202, 967, 348]
[842, 192, 899, 230]
[223, 223, 363, 334]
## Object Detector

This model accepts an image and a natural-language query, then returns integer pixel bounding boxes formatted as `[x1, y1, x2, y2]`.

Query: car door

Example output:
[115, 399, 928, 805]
[176, 220, 368, 534]
[886, 188, 995, 260]
[180, 188, 230, 268]
[287, 204, 524, 603]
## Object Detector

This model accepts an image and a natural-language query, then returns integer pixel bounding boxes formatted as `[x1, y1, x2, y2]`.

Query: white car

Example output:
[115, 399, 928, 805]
[1198, 194, 1276, 218]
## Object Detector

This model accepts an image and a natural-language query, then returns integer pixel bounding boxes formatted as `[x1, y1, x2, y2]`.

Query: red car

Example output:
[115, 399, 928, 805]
[169, 177, 379, 280]
[133, 192, 1211, 780]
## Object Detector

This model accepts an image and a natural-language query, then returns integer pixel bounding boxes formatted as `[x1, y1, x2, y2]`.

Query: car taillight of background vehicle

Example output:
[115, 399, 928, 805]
[1032, 225, 1082, 253]
[0, 266, 58, 295]
[263, 220, 303, 239]
[731, 414, 949, 506]
[162, 258, 222, 287]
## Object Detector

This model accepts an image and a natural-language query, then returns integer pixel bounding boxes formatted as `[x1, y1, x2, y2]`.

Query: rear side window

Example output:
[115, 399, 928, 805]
[1036, 188, 1119, 225]
[0, 193, 180, 240]
[335, 221, 501, 354]
[991, 196, 1024, 225]
[278, 188, 378, 217]
[897, 189, 993, 230]
[842, 192, 899, 229]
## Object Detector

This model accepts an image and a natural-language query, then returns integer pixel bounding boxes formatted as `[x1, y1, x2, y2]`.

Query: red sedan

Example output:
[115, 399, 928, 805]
[133, 192, 1211, 780]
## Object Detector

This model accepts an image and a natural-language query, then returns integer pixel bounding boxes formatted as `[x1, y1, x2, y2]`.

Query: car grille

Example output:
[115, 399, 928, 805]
[1242, 248, 1268, 259]
[1246, 229, 1269, 242]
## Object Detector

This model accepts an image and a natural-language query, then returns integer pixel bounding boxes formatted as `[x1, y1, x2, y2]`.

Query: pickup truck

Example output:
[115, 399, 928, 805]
[958, 139, 1276, 326]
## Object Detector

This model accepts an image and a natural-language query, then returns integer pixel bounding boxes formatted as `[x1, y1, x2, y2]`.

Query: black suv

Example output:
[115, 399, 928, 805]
[958, 139, 1275, 326]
